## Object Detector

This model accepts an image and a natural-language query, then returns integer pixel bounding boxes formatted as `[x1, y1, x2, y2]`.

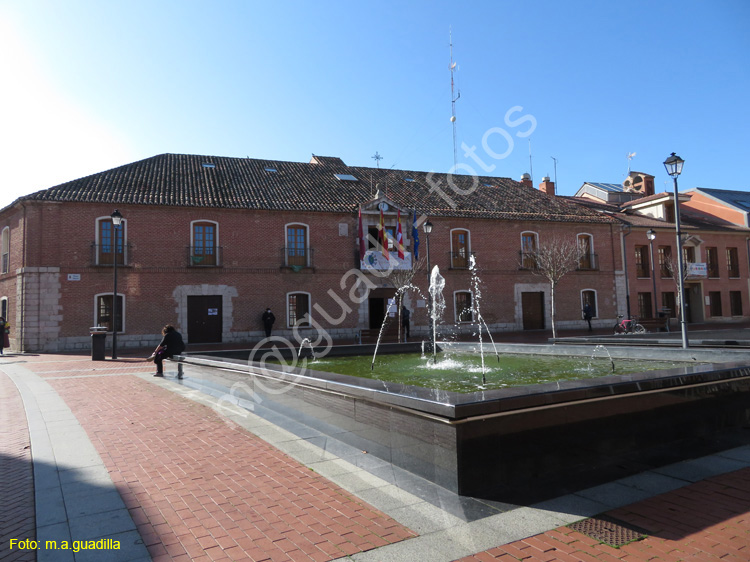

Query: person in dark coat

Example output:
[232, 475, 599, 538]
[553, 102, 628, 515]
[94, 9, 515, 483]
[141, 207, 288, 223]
[262, 308, 275, 338]
[583, 303, 593, 332]
[401, 306, 411, 340]
[153, 324, 185, 377]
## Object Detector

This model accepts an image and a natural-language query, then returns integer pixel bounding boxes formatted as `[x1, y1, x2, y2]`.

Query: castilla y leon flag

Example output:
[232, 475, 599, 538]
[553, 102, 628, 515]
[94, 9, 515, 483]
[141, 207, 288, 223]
[358, 207, 365, 257]
[397, 210, 405, 260]
[379, 207, 389, 260]
[411, 210, 420, 261]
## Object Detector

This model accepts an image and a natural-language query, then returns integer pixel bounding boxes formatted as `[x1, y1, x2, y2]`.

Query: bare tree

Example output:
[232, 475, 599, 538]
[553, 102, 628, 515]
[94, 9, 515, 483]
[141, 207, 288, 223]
[388, 254, 427, 342]
[664, 256, 690, 322]
[522, 236, 586, 339]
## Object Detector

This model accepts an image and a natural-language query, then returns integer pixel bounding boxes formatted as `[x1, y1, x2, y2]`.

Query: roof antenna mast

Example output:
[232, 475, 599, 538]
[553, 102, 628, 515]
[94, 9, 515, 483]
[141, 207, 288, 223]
[528, 139, 534, 185]
[449, 27, 460, 169]
[627, 152, 636, 175]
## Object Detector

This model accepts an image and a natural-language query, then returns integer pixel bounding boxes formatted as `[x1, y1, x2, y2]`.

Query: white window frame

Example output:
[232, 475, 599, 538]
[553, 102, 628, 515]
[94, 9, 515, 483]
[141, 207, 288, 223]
[286, 291, 311, 328]
[94, 292, 126, 334]
[284, 222, 310, 267]
[1, 226, 9, 274]
[450, 228, 471, 268]
[453, 290, 474, 324]
[95, 216, 128, 265]
[580, 289, 598, 319]
[520, 231, 539, 268]
[189, 220, 220, 266]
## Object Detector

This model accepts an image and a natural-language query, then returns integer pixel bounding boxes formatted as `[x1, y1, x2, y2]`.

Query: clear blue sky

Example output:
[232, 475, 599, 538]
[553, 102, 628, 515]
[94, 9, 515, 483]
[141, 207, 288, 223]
[1, 0, 748, 209]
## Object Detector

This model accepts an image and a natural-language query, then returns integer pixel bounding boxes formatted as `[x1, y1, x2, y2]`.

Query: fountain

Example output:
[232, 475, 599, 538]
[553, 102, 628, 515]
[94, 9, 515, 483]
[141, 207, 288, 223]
[174, 261, 750, 503]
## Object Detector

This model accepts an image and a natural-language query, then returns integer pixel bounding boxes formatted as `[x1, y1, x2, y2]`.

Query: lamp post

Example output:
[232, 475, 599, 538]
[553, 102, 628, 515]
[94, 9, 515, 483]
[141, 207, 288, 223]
[647, 229, 658, 318]
[111, 209, 123, 359]
[423, 221, 434, 358]
[664, 153, 689, 349]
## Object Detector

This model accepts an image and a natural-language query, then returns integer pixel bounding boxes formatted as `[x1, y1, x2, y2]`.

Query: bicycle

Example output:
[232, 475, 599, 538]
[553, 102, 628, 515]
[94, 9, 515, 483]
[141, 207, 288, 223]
[613, 314, 646, 335]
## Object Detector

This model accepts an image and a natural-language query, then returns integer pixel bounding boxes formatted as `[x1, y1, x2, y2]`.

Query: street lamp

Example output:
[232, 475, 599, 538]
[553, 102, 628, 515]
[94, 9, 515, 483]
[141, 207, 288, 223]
[111, 209, 123, 359]
[647, 229, 658, 319]
[664, 153, 689, 349]
[423, 221, 435, 360]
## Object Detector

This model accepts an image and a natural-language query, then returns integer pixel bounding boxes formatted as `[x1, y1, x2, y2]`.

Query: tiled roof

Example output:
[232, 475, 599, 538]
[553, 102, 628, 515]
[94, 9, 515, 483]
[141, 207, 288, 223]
[19, 153, 614, 223]
[563, 196, 750, 233]
[688, 188, 750, 212]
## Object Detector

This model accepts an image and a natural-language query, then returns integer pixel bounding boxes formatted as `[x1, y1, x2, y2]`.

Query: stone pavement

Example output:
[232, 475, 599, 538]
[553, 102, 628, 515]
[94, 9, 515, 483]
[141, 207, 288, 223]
[1, 352, 749, 561]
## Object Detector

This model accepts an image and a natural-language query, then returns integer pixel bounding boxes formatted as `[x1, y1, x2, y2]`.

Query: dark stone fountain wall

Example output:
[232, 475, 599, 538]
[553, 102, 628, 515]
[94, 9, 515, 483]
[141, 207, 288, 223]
[180, 358, 750, 504]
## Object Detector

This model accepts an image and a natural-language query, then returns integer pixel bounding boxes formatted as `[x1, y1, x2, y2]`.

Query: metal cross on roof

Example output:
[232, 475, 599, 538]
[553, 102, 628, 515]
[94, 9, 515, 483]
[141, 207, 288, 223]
[371, 152, 383, 169]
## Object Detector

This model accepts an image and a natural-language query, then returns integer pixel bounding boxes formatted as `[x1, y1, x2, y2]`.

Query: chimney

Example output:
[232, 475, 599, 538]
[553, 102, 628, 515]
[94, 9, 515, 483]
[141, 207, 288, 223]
[539, 176, 555, 196]
[520, 173, 533, 188]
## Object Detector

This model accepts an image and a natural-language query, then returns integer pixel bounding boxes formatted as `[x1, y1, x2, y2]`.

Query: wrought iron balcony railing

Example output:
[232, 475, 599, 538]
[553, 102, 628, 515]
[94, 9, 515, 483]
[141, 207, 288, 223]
[448, 251, 475, 269]
[187, 246, 222, 267]
[576, 253, 599, 271]
[281, 247, 314, 269]
[90, 243, 132, 266]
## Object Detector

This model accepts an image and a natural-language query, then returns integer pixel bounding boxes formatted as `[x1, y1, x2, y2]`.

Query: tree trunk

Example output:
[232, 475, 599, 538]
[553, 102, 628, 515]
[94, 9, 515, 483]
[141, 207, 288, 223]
[550, 283, 557, 339]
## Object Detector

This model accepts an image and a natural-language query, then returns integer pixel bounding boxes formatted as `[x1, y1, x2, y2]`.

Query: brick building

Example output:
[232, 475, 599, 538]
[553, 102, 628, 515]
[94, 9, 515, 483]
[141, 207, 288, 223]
[571, 173, 750, 325]
[0, 153, 627, 352]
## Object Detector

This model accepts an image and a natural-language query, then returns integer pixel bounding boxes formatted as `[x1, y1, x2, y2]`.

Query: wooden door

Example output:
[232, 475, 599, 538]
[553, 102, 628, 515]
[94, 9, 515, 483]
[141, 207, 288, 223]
[522, 292, 545, 330]
[187, 295, 222, 343]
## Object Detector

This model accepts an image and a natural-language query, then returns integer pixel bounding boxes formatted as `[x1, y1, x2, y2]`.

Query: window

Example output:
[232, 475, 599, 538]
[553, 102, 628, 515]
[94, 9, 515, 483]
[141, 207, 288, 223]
[665, 205, 675, 224]
[286, 224, 309, 267]
[190, 221, 218, 266]
[637, 292, 653, 319]
[706, 247, 719, 278]
[661, 292, 676, 318]
[287, 292, 310, 327]
[520, 232, 538, 269]
[368, 225, 394, 251]
[1, 227, 8, 274]
[581, 290, 597, 318]
[97, 218, 125, 265]
[96, 293, 124, 332]
[730, 291, 743, 316]
[683, 246, 695, 263]
[709, 291, 722, 317]
[727, 247, 739, 278]
[451, 229, 470, 269]
[658, 246, 672, 278]
[577, 234, 595, 270]
[635, 246, 650, 278]
[454, 291, 473, 323]
[0, 297, 7, 320]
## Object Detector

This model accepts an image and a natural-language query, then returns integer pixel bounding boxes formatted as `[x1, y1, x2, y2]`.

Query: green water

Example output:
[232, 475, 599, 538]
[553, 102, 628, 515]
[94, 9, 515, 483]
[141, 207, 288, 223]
[303, 353, 694, 393]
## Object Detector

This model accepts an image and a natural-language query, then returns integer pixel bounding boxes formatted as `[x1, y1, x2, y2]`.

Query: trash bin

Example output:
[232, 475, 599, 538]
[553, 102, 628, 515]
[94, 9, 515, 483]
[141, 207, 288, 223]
[90, 326, 107, 361]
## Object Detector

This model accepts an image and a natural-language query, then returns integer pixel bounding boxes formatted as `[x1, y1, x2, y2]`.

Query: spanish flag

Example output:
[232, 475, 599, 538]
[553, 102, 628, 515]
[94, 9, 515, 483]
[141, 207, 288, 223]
[397, 210, 405, 260]
[379, 207, 389, 260]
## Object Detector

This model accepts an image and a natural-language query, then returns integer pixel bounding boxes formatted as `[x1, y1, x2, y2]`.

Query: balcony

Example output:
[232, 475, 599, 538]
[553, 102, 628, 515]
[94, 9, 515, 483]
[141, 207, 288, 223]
[518, 251, 538, 270]
[188, 246, 222, 267]
[576, 253, 599, 271]
[281, 247, 314, 270]
[448, 251, 475, 270]
[90, 243, 131, 266]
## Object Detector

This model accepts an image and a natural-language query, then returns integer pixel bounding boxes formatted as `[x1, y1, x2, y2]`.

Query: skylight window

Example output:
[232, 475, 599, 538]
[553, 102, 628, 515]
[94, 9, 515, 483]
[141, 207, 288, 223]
[405, 178, 415, 182]
[265, 167, 278, 172]
[334, 174, 358, 182]
[202, 163, 215, 169]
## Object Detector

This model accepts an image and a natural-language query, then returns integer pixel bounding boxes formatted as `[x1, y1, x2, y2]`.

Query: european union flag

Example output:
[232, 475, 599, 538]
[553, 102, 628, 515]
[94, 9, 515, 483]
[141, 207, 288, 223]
[411, 211, 420, 261]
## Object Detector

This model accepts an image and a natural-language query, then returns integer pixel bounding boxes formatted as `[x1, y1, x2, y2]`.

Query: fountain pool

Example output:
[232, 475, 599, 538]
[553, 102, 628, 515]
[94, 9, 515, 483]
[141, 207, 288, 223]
[178, 343, 750, 503]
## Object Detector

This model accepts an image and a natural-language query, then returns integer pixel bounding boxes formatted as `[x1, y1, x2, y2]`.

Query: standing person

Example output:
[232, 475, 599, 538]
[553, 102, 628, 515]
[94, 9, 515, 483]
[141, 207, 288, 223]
[583, 303, 593, 332]
[401, 306, 410, 340]
[152, 324, 185, 377]
[262, 308, 275, 338]
[0, 317, 8, 354]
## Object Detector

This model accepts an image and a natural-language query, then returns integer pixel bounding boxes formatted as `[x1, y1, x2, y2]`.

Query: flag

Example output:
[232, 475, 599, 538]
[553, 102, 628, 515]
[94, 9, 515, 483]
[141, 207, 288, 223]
[379, 207, 389, 260]
[358, 207, 366, 257]
[397, 210, 405, 260]
[411, 210, 420, 261]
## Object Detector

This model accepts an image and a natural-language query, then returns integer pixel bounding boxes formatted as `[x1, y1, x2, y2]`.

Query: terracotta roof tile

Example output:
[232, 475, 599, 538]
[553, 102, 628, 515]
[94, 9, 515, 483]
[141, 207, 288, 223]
[22, 153, 615, 223]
